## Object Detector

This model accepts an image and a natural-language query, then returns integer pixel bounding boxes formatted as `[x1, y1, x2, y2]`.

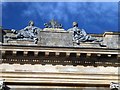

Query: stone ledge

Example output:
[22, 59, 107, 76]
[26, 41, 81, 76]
[73, 42, 102, 48]
[6, 39, 36, 45]
[103, 32, 120, 37]
[43, 28, 65, 32]
[0, 64, 118, 74]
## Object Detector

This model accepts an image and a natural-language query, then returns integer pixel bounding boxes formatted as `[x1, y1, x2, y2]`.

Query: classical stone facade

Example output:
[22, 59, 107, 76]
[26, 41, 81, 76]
[0, 28, 120, 90]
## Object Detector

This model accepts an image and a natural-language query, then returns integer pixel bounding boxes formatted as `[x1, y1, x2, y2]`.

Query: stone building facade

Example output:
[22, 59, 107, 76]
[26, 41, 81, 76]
[0, 28, 120, 90]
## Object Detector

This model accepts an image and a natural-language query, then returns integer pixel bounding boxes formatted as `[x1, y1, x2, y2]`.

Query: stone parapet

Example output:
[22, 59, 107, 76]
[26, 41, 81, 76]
[3, 30, 120, 49]
[103, 32, 120, 49]
[38, 31, 73, 47]
[43, 28, 65, 31]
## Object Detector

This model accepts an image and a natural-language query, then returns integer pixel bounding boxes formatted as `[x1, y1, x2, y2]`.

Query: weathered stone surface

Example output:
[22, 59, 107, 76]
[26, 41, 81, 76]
[0, 64, 118, 88]
[6, 39, 36, 45]
[1, 87, 110, 90]
[3, 29, 120, 49]
[1, 32, 119, 90]
[38, 30, 104, 48]
[103, 32, 120, 49]
[43, 28, 65, 31]
[73, 42, 101, 48]
[38, 31, 73, 47]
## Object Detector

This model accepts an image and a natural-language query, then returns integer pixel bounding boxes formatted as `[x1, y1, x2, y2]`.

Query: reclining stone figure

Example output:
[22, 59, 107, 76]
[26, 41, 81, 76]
[10, 21, 40, 44]
[68, 22, 102, 45]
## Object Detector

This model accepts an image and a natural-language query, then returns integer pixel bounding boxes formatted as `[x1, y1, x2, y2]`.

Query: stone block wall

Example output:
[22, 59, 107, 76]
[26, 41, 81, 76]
[38, 31, 73, 47]
[38, 31, 120, 49]
[3, 29, 120, 49]
[103, 32, 120, 49]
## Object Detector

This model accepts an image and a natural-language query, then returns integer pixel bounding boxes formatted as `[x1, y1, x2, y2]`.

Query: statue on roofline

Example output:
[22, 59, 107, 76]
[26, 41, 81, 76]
[9, 20, 41, 44]
[0, 79, 5, 90]
[68, 22, 102, 45]
[44, 19, 63, 29]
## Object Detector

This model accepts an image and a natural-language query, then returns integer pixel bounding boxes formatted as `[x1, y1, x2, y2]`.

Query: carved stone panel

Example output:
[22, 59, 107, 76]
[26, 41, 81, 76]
[38, 31, 73, 47]
[103, 32, 120, 49]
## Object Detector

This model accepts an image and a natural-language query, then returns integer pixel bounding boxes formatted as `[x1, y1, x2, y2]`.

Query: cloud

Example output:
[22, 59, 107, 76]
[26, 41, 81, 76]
[22, 2, 69, 23]
[2, 2, 118, 33]
[21, 2, 118, 33]
[22, 2, 117, 23]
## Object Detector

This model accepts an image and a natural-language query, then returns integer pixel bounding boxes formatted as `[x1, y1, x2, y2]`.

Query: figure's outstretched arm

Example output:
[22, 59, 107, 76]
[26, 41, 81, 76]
[23, 26, 29, 31]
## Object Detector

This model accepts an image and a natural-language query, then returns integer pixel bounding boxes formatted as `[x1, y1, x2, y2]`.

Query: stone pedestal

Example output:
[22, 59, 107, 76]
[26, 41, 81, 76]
[38, 30, 103, 48]
[103, 32, 120, 49]
[38, 30, 73, 47]
[43, 28, 65, 31]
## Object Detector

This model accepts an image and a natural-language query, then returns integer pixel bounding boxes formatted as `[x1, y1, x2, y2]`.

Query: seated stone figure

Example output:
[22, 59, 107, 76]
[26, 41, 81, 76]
[68, 22, 100, 45]
[11, 21, 40, 44]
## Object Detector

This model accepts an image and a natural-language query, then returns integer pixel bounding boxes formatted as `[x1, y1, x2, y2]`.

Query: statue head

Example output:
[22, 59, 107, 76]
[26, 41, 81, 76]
[73, 22, 78, 27]
[29, 20, 34, 26]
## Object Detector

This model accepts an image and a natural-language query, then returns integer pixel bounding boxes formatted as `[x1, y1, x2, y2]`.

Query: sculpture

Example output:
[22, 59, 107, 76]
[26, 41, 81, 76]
[10, 21, 41, 44]
[44, 19, 63, 28]
[0, 26, 6, 43]
[68, 22, 102, 45]
[0, 79, 5, 90]
[110, 82, 120, 90]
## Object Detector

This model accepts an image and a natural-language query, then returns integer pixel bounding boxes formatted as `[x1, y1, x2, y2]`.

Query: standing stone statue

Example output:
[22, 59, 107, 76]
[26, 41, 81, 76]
[68, 22, 100, 45]
[11, 20, 41, 44]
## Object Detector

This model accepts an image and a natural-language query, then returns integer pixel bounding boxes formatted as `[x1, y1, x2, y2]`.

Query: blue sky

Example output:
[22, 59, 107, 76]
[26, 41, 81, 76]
[2, 2, 118, 34]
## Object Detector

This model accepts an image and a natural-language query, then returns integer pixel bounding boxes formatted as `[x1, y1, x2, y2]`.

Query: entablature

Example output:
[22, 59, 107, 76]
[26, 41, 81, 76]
[0, 44, 119, 67]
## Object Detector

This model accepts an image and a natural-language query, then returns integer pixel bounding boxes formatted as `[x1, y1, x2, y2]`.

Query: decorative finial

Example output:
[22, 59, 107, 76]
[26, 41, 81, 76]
[44, 19, 63, 29]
